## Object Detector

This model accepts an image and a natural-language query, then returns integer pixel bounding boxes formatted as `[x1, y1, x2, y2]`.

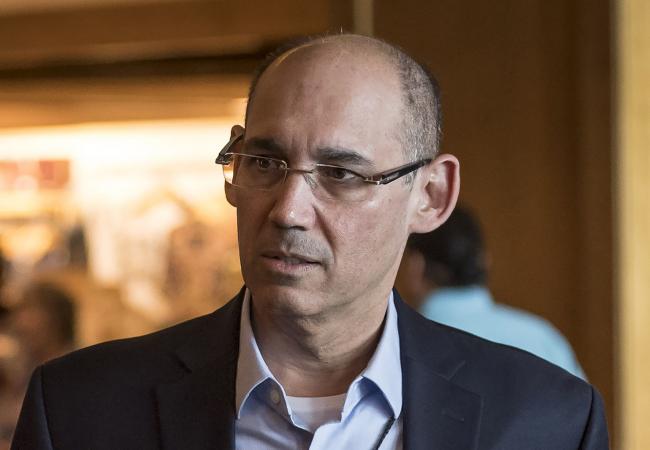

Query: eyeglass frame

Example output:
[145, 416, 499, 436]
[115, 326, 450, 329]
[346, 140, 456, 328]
[215, 132, 432, 188]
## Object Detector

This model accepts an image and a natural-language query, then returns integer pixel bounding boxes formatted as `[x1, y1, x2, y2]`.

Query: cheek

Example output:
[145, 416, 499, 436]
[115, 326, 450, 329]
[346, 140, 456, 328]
[236, 202, 266, 256]
[332, 196, 408, 263]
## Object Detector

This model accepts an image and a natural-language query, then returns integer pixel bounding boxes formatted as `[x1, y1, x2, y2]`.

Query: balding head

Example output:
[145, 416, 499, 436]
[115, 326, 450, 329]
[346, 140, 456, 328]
[227, 34, 460, 330]
[245, 34, 442, 161]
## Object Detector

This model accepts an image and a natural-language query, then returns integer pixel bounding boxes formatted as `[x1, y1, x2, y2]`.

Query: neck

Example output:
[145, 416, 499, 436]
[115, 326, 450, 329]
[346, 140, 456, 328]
[251, 292, 390, 397]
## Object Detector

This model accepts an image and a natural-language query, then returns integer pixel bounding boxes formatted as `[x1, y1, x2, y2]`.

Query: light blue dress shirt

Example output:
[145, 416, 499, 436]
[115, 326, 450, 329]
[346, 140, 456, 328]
[235, 289, 403, 450]
[420, 286, 586, 379]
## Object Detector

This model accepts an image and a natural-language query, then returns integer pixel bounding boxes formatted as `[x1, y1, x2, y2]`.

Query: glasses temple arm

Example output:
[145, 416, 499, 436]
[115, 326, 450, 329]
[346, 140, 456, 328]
[365, 158, 432, 185]
[215, 133, 244, 164]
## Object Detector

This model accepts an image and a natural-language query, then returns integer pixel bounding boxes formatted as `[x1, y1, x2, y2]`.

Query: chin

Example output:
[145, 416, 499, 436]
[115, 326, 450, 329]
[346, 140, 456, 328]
[248, 283, 327, 317]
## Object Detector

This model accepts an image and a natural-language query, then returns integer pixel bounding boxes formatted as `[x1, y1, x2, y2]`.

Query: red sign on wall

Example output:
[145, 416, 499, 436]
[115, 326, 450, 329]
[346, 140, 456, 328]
[0, 160, 69, 190]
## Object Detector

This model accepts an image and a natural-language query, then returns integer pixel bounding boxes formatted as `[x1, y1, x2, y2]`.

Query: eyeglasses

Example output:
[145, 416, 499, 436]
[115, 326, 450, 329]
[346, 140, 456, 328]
[215, 133, 431, 203]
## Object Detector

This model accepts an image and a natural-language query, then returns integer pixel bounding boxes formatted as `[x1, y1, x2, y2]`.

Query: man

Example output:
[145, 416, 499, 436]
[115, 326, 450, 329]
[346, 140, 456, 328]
[397, 206, 586, 379]
[12, 34, 608, 449]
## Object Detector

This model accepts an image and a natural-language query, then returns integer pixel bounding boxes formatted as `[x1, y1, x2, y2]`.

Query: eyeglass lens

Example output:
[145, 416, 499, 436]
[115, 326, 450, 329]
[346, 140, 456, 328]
[222, 154, 372, 202]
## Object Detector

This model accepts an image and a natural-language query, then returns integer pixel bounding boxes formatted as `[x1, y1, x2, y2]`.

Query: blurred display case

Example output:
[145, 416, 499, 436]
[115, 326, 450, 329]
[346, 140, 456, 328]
[0, 119, 244, 347]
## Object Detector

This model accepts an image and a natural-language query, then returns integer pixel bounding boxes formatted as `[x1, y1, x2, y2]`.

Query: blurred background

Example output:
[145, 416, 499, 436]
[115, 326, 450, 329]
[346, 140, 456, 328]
[0, 0, 647, 448]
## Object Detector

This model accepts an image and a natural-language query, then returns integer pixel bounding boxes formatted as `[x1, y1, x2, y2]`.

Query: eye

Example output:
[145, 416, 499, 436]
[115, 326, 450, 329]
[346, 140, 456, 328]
[254, 157, 272, 170]
[248, 156, 284, 171]
[318, 165, 359, 182]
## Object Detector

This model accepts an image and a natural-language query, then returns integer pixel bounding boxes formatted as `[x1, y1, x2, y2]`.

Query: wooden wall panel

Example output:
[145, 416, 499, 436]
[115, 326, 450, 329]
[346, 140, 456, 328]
[617, 0, 650, 447]
[0, 73, 250, 128]
[0, 0, 355, 128]
[0, 0, 351, 69]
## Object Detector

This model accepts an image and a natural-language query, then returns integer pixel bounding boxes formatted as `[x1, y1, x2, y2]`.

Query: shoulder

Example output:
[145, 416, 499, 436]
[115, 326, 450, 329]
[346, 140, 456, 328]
[397, 299, 605, 444]
[411, 289, 584, 375]
[12, 292, 244, 448]
[398, 296, 591, 403]
[474, 301, 585, 377]
[41, 291, 243, 387]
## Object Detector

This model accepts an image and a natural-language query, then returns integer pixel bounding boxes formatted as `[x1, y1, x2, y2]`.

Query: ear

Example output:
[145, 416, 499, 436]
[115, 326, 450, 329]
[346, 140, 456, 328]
[409, 153, 460, 234]
[224, 125, 245, 207]
[231, 124, 245, 139]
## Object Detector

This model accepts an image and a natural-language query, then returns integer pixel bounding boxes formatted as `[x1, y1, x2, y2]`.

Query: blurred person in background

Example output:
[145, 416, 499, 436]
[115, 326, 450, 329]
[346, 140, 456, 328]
[10, 282, 77, 369]
[12, 34, 607, 449]
[2, 282, 77, 447]
[397, 206, 585, 379]
[0, 251, 17, 448]
[0, 303, 16, 450]
[0, 248, 16, 448]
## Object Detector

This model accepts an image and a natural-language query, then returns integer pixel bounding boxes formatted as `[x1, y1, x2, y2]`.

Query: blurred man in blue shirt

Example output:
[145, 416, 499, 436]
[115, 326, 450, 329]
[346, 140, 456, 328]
[397, 206, 585, 379]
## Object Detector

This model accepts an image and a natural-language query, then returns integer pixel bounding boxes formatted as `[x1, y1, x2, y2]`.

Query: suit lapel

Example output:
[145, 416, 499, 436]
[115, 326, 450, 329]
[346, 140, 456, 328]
[155, 289, 483, 449]
[156, 290, 244, 450]
[396, 293, 483, 450]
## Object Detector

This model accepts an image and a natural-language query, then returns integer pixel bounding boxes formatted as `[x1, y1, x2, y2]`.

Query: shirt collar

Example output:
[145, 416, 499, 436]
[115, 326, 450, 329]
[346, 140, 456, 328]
[235, 289, 278, 419]
[356, 290, 403, 419]
[235, 289, 403, 420]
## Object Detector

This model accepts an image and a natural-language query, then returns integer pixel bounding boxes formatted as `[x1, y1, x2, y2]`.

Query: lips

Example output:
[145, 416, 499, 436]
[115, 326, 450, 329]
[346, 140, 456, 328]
[261, 251, 319, 265]
[257, 249, 322, 278]
[271, 256, 311, 265]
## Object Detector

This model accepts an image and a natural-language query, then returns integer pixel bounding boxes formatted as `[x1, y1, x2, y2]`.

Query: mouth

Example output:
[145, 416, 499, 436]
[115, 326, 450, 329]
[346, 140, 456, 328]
[262, 251, 319, 264]
[260, 251, 321, 274]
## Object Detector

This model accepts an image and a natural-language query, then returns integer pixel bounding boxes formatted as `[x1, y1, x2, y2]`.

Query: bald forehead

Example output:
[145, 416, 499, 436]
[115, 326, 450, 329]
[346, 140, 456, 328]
[250, 38, 404, 126]
[264, 37, 398, 83]
[273, 35, 394, 66]
[245, 37, 406, 165]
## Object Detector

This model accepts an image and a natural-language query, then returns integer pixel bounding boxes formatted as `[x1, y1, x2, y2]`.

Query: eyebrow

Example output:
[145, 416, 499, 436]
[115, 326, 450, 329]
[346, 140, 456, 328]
[316, 147, 374, 168]
[245, 137, 284, 154]
[244, 136, 375, 168]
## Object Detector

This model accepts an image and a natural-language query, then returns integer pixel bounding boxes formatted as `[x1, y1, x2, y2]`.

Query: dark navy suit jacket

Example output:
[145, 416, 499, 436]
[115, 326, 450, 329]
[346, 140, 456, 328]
[12, 289, 609, 449]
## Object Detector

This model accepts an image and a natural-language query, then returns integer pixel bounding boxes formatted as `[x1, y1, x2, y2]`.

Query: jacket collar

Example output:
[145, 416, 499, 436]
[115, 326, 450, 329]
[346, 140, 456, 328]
[155, 288, 244, 450]
[155, 288, 482, 450]
[395, 290, 483, 450]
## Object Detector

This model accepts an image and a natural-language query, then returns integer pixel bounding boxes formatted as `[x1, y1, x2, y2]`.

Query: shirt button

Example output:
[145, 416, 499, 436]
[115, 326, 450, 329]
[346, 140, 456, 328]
[270, 389, 281, 404]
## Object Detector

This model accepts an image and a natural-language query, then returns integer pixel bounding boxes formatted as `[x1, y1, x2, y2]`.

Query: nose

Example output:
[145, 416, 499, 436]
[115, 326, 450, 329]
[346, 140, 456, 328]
[267, 171, 317, 230]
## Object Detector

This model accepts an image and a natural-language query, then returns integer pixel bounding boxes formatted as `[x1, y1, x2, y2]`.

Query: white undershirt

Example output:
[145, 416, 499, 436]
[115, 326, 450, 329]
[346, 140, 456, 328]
[286, 393, 347, 433]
